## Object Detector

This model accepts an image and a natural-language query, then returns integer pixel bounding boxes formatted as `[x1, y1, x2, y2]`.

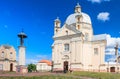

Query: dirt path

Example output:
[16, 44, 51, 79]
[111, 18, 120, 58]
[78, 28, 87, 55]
[0, 72, 52, 77]
[0, 72, 97, 79]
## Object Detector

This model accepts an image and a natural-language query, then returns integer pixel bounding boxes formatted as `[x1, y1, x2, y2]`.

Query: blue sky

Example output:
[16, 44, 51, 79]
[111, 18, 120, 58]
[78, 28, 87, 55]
[0, 0, 120, 64]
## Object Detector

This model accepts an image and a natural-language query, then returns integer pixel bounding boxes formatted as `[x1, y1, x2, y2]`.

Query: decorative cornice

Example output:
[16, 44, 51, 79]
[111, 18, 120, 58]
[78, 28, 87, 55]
[54, 63, 61, 65]
[53, 33, 82, 40]
[92, 40, 106, 44]
[82, 25, 91, 30]
[0, 59, 17, 62]
[71, 62, 83, 65]
[65, 21, 91, 26]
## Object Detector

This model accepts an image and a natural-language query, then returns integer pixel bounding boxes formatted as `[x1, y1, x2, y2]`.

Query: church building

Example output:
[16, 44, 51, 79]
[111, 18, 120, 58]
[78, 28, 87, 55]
[0, 45, 17, 71]
[52, 3, 107, 72]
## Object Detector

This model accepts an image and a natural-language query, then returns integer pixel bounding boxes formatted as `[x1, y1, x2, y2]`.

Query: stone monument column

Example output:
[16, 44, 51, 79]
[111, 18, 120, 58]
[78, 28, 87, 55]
[16, 30, 28, 73]
[18, 46, 26, 65]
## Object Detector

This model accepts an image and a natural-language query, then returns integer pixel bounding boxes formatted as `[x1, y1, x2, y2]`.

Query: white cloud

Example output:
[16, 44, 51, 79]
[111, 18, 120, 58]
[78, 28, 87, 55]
[105, 48, 115, 55]
[105, 34, 120, 62]
[106, 34, 120, 47]
[104, 0, 110, 1]
[97, 12, 110, 22]
[88, 0, 101, 3]
[36, 55, 49, 59]
[3, 25, 8, 28]
[88, 0, 110, 3]
[26, 59, 39, 65]
[106, 56, 116, 62]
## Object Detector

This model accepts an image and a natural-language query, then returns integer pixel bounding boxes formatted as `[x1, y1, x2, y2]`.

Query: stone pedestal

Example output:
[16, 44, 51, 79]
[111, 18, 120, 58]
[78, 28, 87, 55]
[16, 65, 28, 74]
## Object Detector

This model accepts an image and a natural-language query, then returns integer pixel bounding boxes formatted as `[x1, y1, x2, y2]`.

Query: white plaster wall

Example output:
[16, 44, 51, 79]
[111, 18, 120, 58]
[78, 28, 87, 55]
[19, 46, 26, 65]
[37, 63, 51, 71]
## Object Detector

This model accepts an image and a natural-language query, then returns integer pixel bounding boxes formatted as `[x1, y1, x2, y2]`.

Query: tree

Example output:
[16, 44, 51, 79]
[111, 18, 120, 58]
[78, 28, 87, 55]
[27, 64, 36, 72]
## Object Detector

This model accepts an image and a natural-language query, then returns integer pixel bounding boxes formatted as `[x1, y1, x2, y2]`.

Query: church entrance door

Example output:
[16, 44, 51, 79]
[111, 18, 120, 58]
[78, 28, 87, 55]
[10, 63, 13, 71]
[110, 67, 115, 72]
[63, 61, 68, 73]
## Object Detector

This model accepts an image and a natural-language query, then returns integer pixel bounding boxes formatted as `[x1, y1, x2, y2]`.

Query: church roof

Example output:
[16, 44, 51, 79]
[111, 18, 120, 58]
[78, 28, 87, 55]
[1, 45, 12, 49]
[65, 12, 91, 25]
[66, 24, 81, 33]
[38, 60, 52, 66]
[92, 34, 107, 41]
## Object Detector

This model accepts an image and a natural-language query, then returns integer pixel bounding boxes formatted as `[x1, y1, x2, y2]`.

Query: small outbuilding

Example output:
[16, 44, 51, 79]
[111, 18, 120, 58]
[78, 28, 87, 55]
[36, 60, 52, 72]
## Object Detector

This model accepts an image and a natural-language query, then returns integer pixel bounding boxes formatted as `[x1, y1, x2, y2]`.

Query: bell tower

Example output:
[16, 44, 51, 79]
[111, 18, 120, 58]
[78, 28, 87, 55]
[54, 17, 61, 35]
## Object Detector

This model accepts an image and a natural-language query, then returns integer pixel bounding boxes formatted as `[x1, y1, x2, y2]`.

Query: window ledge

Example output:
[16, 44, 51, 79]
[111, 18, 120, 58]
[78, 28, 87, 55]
[62, 51, 71, 54]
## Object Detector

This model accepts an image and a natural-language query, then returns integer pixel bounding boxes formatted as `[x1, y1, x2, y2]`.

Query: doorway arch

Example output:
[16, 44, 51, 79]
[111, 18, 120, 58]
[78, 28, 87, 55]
[110, 67, 115, 72]
[63, 61, 68, 73]
[10, 63, 13, 71]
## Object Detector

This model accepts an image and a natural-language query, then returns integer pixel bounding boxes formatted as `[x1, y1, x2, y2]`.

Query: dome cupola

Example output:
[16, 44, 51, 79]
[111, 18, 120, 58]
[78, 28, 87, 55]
[75, 3, 81, 13]
[65, 3, 91, 25]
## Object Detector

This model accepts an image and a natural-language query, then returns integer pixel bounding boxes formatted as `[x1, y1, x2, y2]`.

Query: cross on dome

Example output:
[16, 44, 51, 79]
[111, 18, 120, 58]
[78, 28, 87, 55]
[76, 3, 81, 8]
[55, 17, 61, 22]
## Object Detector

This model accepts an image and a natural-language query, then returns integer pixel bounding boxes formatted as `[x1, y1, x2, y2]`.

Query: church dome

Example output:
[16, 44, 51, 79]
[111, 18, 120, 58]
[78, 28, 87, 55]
[65, 3, 91, 25]
[65, 12, 92, 25]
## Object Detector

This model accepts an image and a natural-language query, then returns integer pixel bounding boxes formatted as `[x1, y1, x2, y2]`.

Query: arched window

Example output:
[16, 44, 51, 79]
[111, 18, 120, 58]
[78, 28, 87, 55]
[10, 52, 12, 58]
[1, 51, 4, 58]
[94, 48, 98, 55]
[0, 64, 3, 70]
[77, 25, 80, 30]
[56, 22, 58, 26]
[85, 33, 89, 41]
[66, 30, 68, 35]
[78, 17, 80, 22]
[56, 29, 58, 33]
[64, 44, 69, 51]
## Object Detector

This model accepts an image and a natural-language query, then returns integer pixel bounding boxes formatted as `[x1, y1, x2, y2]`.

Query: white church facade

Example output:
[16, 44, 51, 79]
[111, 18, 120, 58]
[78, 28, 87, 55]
[52, 3, 109, 72]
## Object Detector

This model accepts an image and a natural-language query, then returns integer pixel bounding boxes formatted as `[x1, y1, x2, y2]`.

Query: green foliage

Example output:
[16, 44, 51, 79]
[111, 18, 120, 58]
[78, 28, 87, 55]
[27, 64, 36, 72]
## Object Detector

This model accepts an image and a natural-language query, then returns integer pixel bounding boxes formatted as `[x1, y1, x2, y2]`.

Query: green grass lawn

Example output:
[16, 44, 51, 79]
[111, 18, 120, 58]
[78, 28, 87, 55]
[1, 71, 120, 79]
[71, 71, 120, 79]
